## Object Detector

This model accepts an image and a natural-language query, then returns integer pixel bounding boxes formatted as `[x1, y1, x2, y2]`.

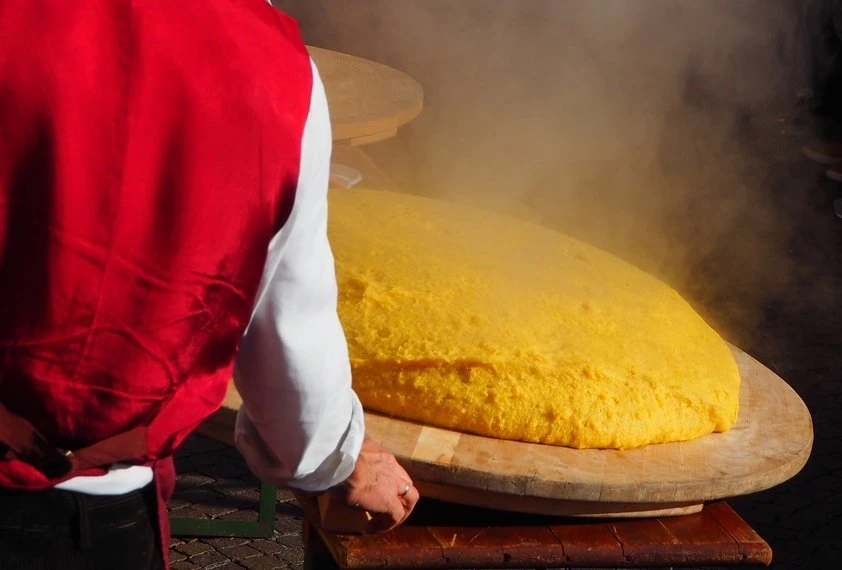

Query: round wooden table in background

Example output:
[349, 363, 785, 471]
[307, 46, 423, 146]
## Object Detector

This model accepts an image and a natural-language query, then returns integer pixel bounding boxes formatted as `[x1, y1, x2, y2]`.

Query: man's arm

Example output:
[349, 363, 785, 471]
[233, 59, 362, 491]
[231, 59, 418, 531]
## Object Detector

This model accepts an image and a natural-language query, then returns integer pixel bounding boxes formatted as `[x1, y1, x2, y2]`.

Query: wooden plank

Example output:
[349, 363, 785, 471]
[330, 533, 386, 569]
[549, 522, 625, 567]
[361, 527, 444, 568]
[417, 480, 702, 519]
[474, 526, 566, 567]
[657, 506, 743, 563]
[427, 526, 502, 568]
[297, 493, 387, 569]
[316, 492, 372, 534]
[296, 493, 358, 564]
[611, 517, 681, 565]
[309, 502, 771, 569]
[426, 525, 566, 568]
[707, 502, 774, 566]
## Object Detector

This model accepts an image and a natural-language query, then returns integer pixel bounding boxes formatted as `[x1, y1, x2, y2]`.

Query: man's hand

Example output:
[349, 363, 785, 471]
[332, 435, 419, 533]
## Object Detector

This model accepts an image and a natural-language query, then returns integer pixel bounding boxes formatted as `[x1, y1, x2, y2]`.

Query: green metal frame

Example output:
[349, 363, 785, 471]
[169, 482, 278, 538]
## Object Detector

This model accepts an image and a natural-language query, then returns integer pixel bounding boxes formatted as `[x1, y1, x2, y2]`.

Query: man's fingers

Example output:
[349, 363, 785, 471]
[365, 512, 395, 533]
[343, 436, 422, 533]
[370, 484, 419, 532]
[397, 485, 419, 525]
[365, 494, 407, 533]
[402, 485, 420, 508]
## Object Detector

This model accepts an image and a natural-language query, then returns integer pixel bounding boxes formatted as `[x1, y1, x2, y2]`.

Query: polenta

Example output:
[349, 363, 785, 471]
[328, 189, 740, 449]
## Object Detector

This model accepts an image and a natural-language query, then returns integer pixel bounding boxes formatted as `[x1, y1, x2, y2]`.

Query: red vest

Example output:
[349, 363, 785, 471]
[0, 0, 312, 488]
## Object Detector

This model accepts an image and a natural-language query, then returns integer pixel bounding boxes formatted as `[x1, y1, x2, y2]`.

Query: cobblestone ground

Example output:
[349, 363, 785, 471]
[168, 438, 306, 570]
[168, 111, 842, 569]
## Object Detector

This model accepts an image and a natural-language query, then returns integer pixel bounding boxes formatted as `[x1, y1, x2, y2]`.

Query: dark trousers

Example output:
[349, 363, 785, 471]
[0, 484, 163, 570]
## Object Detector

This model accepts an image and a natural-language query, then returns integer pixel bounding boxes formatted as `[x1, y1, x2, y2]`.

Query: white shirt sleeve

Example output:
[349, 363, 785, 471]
[232, 58, 365, 492]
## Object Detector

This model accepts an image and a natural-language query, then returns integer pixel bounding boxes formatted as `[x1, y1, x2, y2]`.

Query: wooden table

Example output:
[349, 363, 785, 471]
[301, 498, 772, 569]
[308, 46, 423, 146]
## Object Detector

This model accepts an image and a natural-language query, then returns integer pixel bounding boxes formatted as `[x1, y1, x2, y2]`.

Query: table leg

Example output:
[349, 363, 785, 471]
[170, 482, 277, 538]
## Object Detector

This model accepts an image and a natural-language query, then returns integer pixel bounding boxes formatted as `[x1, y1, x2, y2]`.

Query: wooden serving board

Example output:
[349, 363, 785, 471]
[199, 346, 812, 518]
[307, 46, 423, 145]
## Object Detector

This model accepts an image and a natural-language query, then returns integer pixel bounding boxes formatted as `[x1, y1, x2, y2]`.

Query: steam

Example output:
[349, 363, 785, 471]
[276, 0, 804, 339]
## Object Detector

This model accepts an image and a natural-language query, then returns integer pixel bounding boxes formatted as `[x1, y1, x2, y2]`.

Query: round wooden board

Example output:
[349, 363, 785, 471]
[209, 346, 812, 517]
[307, 46, 423, 144]
[363, 346, 813, 517]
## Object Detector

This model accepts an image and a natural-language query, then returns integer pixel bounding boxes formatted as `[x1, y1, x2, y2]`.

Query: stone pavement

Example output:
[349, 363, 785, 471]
[167, 111, 842, 569]
[167, 438, 306, 570]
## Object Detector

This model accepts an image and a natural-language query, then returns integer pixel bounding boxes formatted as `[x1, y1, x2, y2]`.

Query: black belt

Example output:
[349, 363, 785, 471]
[0, 401, 149, 479]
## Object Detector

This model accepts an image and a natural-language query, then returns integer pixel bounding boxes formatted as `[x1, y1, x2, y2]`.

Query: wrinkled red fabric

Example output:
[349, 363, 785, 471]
[0, 0, 311, 492]
[154, 456, 177, 567]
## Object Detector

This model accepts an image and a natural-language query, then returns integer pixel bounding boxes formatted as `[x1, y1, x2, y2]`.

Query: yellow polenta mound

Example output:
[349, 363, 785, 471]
[329, 189, 740, 449]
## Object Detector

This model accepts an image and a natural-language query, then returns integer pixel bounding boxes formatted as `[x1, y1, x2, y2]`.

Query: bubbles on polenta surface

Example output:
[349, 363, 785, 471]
[329, 189, 740, 449]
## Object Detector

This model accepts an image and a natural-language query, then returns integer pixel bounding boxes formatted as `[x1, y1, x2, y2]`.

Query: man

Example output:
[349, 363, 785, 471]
[0, 1, 418, 568]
